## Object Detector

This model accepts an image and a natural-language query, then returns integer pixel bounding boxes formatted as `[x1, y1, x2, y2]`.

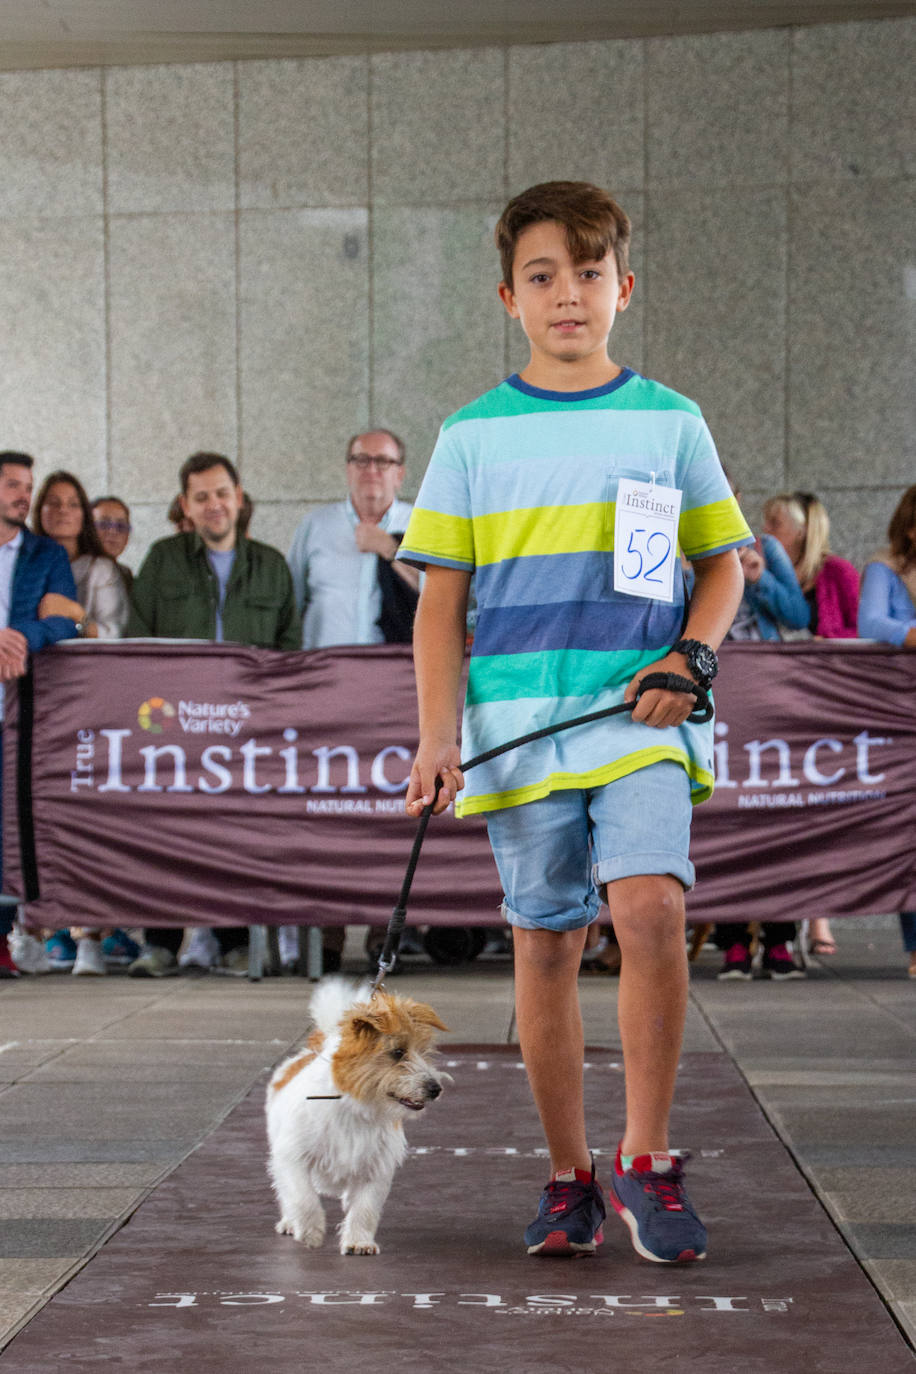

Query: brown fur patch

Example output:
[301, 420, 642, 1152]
[271, 1029, 325, 1092]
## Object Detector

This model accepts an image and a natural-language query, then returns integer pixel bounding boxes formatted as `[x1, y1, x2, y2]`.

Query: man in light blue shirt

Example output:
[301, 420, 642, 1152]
[287, 429, 419, 649]
[286, 429, 421, 971]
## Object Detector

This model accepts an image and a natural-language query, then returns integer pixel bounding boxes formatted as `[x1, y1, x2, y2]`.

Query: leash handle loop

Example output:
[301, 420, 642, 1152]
[634, 672, 712, 723]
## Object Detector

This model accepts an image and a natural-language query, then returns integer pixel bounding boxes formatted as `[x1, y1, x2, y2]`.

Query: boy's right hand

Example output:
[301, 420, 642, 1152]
[405, 741, 465, 817]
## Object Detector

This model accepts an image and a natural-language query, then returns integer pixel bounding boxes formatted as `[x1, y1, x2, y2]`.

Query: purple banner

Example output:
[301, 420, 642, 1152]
[3, 640, 915, 929]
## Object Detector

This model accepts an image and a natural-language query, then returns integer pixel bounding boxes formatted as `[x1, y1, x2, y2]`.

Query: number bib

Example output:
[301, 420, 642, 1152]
[613, 476, 683, 603]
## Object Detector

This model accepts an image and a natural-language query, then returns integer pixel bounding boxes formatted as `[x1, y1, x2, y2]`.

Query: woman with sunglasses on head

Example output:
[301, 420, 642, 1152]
[91, 495, 133, 592]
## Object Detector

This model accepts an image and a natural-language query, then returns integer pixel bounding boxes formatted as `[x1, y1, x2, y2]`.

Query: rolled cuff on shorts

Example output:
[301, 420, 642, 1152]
[594, 850, 696, 893]
[502, 895, 601, 934]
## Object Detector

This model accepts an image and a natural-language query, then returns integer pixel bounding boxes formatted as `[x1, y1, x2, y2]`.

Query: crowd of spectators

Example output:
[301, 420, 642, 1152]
[0, 449, 913, 983]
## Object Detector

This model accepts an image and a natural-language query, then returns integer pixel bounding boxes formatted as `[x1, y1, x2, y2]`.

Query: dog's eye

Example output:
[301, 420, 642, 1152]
[389, 1047, 406, 1062]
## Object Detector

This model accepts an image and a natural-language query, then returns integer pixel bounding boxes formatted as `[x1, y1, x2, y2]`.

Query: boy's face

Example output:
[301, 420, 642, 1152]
[498, 220, 633, 381]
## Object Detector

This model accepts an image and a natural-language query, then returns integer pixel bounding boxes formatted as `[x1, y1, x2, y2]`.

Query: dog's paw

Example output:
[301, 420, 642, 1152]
[343, 1241, 380, 1256]
[276, 1217, 325, 1247]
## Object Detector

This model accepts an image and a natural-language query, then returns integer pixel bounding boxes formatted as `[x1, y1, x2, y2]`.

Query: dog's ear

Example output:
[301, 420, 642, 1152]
[409, 1003, 449, 1033]
[349, 1013, 383, 1040]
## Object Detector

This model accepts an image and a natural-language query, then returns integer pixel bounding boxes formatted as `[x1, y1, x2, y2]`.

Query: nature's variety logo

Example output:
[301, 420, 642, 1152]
[137, 697, 176, 734]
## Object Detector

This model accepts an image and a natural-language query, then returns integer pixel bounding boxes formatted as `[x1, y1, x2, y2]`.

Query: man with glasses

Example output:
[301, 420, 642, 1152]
[91, 495, 133, 591]
[286, 429, 420, 972]
[287, 429, 419, 650]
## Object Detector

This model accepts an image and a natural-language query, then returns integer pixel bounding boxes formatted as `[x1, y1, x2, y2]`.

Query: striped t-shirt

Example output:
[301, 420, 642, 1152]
[398, 369, 753, 817]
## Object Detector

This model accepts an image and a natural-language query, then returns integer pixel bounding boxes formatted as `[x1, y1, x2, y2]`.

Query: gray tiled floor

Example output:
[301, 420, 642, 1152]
[0, 918, 913, 1355]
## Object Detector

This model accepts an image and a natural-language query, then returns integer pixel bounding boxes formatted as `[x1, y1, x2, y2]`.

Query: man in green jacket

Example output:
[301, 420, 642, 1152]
[126, 452, 299, 977]
[128, 453, 298, 648]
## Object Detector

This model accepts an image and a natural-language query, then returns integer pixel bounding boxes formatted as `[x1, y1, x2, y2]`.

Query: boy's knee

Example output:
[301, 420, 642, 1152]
[605, 875, 685, 947]
[514, 925, 586, 976]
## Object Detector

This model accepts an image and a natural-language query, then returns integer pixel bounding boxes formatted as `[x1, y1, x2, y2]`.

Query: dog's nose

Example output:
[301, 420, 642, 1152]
[424, 1079, 442, 1100]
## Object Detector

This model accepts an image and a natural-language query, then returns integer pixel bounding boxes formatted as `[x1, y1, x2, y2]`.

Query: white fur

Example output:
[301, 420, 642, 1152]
[266, 977, 444, 1256]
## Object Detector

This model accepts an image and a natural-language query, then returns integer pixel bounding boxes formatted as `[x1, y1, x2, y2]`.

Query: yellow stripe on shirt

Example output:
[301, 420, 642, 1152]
[473, 502, 612, 567]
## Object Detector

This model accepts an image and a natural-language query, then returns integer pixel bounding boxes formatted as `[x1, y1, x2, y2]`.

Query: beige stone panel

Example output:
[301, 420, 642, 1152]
[645, 186, 787, 491]
[104, 63, 235, 214]
[371, 48, 505, 205]
[0, 217, 106, 492]
[791, 19, 915, 182]
[246, 499, 314, 561]
[371, 204, 507, 484]
[787, 180, 914, 490]
[108, 214, 238, 504]
[0, 68, 102, 219]
[647, 28, 789, 187]
[508, 40, 643, 194]
[238, 208, 369, 502]
[238, 56, 369, 208]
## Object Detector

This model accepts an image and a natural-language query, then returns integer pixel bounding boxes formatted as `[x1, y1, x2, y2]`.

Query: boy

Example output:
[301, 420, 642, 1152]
[399, 182, 751, 1262]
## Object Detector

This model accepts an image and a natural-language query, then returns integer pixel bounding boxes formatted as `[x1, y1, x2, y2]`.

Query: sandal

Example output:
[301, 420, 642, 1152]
[809, 938, 837, 956]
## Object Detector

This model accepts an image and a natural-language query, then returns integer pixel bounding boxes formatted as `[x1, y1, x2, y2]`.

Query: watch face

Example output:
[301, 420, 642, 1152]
[693, 643, 718, 682]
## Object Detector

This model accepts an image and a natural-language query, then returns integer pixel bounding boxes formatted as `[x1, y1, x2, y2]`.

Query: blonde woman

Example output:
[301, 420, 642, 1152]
[762, 491, 859, 640]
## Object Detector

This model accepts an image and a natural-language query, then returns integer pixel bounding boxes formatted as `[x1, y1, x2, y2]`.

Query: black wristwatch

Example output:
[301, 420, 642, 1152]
[671, 638, 718, 691]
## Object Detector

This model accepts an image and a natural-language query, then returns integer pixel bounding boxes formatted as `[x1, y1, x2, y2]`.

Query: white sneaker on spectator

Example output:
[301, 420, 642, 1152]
[179, 927, 220, 970]
[9, 924, 51, 974]
[73, 937, 106, 976]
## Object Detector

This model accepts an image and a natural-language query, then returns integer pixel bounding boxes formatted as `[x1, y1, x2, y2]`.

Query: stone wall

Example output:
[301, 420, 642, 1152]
[0, 17, 911, 570]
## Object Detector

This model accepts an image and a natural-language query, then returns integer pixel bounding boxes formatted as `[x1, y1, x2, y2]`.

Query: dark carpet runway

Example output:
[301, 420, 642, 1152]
[3, 1049, 912, 1372]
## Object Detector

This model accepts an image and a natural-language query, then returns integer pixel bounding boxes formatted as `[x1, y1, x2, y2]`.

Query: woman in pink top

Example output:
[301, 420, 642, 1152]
[763, 491, 859, 638]
[762, 490, 860, 956]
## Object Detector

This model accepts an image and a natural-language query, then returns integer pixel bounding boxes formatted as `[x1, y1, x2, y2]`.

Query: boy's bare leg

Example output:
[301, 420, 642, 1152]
[605, 874, 688, 1156]
[513, 925, 591, 1172]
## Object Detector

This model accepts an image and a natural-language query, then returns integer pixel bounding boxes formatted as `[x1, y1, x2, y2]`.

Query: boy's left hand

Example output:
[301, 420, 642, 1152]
[625, 653, 699, 728]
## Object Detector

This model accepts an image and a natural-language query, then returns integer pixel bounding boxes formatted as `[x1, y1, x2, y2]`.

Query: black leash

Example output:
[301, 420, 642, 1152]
[369, 673, 711, 992]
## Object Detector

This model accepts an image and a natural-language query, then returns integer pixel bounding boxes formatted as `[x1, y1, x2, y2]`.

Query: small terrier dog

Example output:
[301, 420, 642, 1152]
[266, 978, 447, 1256]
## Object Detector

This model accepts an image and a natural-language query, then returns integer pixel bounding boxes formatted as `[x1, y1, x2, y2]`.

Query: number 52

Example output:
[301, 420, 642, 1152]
[622, 528, 672, 583]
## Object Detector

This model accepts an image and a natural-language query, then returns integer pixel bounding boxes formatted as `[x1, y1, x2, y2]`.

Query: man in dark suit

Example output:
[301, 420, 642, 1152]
[0, 451, 79, 977]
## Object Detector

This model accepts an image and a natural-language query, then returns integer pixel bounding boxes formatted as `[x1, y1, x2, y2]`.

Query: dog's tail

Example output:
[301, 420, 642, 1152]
[309, 976, 373, 1036]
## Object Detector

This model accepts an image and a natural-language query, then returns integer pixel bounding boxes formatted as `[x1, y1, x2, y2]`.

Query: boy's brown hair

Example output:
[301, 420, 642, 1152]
[495, 181, 631, 288]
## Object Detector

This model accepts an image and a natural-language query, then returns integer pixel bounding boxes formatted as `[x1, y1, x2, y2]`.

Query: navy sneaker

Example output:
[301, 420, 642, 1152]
[524, 1160, 606, 1257]
[609, 1146, 707, 1263]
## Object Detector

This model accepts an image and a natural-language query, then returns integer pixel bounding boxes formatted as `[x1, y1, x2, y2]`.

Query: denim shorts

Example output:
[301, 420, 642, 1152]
[484, 761, 695, 933]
